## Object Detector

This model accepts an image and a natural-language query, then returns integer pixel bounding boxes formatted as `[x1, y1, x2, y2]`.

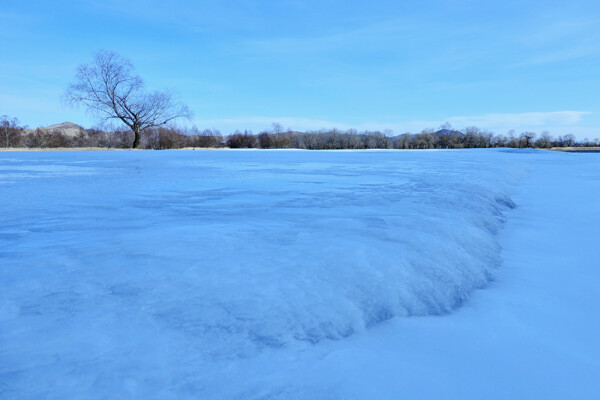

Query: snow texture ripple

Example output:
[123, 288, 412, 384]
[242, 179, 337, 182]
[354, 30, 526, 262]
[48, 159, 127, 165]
[0, 149, 524, 397]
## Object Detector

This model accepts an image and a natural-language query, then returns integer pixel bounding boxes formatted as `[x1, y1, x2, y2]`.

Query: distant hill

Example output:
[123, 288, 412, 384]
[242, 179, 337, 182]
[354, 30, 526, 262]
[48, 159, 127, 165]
[26, 122, 86, 137]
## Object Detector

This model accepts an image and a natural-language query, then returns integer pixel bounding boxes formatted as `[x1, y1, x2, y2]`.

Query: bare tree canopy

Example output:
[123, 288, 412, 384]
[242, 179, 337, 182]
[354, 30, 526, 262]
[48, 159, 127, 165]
[1, 115, 23, 148]
[64, 50, 191, 148]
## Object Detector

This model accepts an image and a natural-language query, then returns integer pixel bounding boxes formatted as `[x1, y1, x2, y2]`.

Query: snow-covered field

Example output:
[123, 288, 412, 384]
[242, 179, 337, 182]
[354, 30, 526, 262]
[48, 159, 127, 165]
[0, 149, 598, 399]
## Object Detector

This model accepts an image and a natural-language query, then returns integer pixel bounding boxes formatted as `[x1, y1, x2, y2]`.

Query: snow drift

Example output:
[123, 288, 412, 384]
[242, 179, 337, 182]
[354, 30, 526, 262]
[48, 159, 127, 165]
[0, 150, 522, 365]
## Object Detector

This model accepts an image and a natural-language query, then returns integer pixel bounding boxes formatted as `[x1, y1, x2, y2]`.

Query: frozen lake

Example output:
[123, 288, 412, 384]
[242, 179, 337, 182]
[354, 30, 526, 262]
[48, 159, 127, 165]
[1, 149, 598, 399]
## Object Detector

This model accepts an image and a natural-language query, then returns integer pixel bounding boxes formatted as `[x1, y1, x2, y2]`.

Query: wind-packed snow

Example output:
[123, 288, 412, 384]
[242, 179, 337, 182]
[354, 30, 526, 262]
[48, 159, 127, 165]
[0, 149, 598, 399]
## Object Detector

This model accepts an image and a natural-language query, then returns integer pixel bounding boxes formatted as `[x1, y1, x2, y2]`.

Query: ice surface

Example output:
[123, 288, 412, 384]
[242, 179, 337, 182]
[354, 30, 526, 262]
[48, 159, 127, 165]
[2, 148, 576, 399]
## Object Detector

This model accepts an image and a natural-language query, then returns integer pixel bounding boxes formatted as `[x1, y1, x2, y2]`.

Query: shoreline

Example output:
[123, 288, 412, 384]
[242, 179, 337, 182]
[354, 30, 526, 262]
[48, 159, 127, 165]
[550, 146, 600, 153]
[1, 147, 600, 152]
[0, 147, 230, 151]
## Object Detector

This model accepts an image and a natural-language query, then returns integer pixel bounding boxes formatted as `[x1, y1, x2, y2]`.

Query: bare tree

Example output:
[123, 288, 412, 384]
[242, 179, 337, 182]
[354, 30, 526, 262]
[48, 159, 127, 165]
[1, 115, 23, 148]
[271, 122, 284, 134]
[64, 50, 191, 148]
[519, 132, 536, 148]
[535, 131, 553, 148]
[563, 133, 576, 147]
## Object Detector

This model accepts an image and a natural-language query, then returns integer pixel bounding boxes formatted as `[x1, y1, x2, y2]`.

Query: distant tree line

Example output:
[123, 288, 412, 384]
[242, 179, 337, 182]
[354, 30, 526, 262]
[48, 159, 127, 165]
[224, 128, 594, 150]
[0, 116, 222, 149]
[2, 115, 598, 150]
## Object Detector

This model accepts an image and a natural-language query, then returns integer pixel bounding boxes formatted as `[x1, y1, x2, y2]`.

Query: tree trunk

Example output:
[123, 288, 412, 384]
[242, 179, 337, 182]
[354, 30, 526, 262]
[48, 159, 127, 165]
[132, 126, 141, 149]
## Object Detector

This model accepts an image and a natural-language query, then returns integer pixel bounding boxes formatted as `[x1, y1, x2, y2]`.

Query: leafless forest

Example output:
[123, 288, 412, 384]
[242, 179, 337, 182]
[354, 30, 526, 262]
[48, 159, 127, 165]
[1, 115, 597, 150]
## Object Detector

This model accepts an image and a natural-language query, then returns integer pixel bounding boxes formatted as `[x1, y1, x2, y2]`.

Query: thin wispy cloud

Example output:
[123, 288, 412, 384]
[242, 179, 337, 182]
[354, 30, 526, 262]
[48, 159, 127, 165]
[241, 19, 419, 56]
[518, 18, 598, 47]
[89, 0, 265, 33]
[444, 111, 592, 128]
[510, 46, 600, 67]
[509, 17, 600, 66]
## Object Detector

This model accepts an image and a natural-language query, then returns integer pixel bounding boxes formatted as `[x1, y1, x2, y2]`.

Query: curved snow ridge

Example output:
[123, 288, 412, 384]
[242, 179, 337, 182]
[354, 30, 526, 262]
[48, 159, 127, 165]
[0, 150, 524, 363]
[133, 154, 522, 359]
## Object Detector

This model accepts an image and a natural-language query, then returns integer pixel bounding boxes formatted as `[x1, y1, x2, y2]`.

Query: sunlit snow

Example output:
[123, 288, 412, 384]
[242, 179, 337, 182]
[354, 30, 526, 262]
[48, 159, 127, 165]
[1, 149, 598, 399]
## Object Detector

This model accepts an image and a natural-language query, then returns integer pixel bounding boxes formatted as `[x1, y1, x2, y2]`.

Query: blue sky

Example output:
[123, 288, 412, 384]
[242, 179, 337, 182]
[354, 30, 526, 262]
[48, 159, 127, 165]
[1, 0, 599, 138]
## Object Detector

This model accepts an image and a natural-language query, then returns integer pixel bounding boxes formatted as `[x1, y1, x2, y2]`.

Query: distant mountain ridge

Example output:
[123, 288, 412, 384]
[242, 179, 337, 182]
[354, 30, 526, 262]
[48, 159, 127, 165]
[26, 122, 86, 137]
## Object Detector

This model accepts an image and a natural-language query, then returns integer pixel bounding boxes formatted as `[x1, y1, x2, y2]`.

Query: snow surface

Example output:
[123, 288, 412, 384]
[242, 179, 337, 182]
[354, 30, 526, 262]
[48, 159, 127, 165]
[0, 149, 598, 399]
